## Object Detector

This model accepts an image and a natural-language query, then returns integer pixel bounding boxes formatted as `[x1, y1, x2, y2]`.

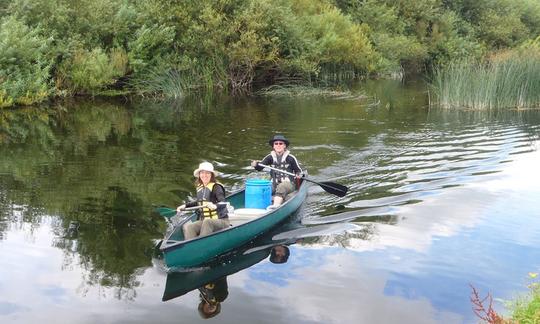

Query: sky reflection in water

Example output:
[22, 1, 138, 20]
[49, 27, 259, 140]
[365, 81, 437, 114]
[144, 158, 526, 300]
[1, 84, 540, 323]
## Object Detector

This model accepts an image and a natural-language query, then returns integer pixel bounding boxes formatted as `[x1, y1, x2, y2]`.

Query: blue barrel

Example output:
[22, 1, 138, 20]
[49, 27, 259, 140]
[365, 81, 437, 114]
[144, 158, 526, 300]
[245, 179, 272, 209]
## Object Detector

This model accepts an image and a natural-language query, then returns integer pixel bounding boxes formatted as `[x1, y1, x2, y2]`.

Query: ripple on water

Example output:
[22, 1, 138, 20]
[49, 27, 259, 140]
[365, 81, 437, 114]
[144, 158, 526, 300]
[304, 122, 539, 231]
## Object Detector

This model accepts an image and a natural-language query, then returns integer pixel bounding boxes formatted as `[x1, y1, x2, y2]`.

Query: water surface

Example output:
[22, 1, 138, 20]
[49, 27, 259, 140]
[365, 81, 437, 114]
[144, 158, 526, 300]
[1, 80, 540, 323]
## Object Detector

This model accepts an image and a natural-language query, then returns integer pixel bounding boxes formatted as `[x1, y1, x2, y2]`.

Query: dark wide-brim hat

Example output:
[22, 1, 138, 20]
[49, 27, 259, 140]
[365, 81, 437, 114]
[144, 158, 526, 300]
[268, 134, 290, 146]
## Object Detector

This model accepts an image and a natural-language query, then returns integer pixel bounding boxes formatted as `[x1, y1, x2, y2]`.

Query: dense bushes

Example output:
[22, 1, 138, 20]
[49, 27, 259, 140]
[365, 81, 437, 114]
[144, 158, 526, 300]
[1, 0, 539, 107]
[56, 48, 128, 95]
[0, 17, 53, 107]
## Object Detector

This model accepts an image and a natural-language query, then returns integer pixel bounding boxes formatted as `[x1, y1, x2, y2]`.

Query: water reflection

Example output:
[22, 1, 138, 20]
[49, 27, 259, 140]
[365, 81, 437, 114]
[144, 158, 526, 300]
[191, 245, 289, 319]
[161, 221, 357, 320]
[303, 111, 540, 229]
[197, 277, 228, 319]
[1, 82, 540, 323]
[162, 241, 292, 319]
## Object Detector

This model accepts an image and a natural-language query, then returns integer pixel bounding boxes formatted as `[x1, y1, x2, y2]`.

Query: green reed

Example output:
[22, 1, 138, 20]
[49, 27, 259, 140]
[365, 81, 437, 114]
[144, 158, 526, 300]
[130, 61, 228, 99]
[431, 54, 540, 109]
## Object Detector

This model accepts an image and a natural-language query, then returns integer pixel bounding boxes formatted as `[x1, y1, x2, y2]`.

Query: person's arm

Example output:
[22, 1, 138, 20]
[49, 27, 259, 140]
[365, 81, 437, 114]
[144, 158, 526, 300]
[177, 198, 199, 211]
[176, 200, 199, 212]
[212, 184, 229, 219]
[253, 154, 272, 171]
[212, 184, 226, 202]
[288, 155, 303, 175]
[185, 200, 199, 208]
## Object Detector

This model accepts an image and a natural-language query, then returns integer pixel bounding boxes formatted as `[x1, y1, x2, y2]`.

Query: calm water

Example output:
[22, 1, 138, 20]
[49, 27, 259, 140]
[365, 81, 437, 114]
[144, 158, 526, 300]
[1, 79, 540, 323]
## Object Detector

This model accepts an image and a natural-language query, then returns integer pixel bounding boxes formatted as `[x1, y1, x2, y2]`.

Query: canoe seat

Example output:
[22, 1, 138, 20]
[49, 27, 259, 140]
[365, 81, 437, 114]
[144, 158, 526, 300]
[228, 208, 267, 226]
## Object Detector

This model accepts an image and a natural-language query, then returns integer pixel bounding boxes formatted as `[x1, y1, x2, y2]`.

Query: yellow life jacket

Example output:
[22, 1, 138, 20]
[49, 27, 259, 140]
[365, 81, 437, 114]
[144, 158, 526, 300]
[196, 182, 223, 219]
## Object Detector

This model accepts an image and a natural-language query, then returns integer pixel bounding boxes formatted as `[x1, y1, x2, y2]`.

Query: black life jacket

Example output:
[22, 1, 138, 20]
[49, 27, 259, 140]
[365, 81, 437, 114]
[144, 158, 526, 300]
[270, 151, 294, 187]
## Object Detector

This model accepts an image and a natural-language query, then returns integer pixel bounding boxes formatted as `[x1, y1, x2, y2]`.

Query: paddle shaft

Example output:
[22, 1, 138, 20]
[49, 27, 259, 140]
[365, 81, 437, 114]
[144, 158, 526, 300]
[183, 205, 206, 211]
[256, 163, 348, 197]
[257, 163, 300, 179]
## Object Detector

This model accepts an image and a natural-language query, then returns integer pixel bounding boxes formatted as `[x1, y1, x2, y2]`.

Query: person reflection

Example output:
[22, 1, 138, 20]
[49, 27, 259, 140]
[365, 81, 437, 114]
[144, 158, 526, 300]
[194, 245, 290, 319]
[269, 245, 290, 264]
[198, 277, 228, 319]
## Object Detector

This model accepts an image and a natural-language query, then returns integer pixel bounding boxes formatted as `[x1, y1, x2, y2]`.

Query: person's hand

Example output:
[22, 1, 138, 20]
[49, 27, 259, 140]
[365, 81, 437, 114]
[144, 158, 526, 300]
[205, 202, 217, 210]
[176, 204, 186, 212]
[251, 160, 259, 168]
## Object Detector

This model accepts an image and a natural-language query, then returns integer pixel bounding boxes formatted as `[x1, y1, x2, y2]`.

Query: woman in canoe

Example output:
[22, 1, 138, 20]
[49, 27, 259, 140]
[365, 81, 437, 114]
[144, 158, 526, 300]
[177, 162, 229, 239]
[251, 134, 303, 209]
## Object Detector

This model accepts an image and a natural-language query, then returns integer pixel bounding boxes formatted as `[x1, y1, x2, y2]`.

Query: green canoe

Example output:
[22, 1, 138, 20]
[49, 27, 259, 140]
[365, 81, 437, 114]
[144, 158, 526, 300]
[159, 179, 309, 268]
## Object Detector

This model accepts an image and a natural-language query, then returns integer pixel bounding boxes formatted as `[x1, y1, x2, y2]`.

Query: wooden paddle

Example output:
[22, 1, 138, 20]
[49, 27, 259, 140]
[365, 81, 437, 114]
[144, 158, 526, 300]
[256, 163, 348, 197]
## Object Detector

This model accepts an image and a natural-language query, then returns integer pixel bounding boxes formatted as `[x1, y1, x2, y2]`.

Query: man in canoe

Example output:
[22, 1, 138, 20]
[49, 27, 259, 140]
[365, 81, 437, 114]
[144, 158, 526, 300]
[177, 162, 229, 239]
[251, 134, 303, 209]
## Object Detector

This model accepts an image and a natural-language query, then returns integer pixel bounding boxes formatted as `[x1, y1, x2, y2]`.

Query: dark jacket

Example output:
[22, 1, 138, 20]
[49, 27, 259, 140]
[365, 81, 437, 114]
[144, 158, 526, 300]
[255, 150, 302, 189]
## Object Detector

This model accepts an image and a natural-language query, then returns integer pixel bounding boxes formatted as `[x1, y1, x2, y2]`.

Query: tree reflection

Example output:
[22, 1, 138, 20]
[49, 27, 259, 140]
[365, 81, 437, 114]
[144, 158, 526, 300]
[1, 96, 280, 294]
[0, 101, 178, 293]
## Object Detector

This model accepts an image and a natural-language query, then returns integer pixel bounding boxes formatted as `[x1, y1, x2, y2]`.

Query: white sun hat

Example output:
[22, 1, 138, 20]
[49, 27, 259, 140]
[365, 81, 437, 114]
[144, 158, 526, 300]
[193, 161, 220, 178]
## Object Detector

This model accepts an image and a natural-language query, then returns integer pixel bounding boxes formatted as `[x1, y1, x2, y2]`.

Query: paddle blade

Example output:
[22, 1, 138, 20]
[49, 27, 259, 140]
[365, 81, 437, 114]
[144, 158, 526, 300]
[318, 181, 348, 197]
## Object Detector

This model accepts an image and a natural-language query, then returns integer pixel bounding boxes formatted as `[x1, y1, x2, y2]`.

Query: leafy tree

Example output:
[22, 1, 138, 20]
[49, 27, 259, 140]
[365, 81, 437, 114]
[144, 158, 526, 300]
[442, 0, 540, 48]
[56, 47, 128, 95]
[1, 0, 540, 106]
[0, 17, 53, 106]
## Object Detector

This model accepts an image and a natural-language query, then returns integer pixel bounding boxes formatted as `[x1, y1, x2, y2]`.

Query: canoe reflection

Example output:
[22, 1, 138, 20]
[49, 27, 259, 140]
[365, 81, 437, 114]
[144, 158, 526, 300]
[162, 243, 291, 316]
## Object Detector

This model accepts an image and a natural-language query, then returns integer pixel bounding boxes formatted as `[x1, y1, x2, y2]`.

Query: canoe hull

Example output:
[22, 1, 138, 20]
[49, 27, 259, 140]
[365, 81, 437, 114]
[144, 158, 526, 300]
[160, 180, 308, 268]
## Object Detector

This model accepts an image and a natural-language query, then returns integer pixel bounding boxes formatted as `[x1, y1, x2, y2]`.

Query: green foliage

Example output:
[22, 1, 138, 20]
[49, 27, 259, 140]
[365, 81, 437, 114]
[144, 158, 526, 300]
[520, 35, 540, 51]
[341, 0, 540, 72]
[0, 16, 53, 106]
[478, 8, 528, 48]
[502, 273, 540, 323]
[128, 0, 377, 95]
[443, 0, 540, 48]
[7, 0, 135, 49]
[425, 11, 485, 68]
[0, 90, 14, 109]
[296, 1, 376, 71]
[127, 24, 176, 75]
[345, 0, 431, 73]
[1, 0, 540, 105]
[57, 47, 128, 95]
[519, 0, 540, 37]
[225, 1, 283, 90]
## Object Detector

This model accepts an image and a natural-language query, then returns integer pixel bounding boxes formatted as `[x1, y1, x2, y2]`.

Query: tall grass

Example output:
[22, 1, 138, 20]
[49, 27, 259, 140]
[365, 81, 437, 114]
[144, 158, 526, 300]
[431, 53, 540, 109]
[130, 61, 228, 99]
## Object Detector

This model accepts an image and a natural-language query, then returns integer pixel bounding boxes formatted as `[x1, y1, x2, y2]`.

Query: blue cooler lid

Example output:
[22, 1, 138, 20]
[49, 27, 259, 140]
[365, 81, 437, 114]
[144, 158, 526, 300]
[246, 179, 271, 185]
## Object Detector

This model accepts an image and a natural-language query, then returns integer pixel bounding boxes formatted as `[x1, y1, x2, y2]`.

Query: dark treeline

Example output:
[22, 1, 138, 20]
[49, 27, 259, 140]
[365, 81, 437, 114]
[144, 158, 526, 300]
[1, 0, 539, 107]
